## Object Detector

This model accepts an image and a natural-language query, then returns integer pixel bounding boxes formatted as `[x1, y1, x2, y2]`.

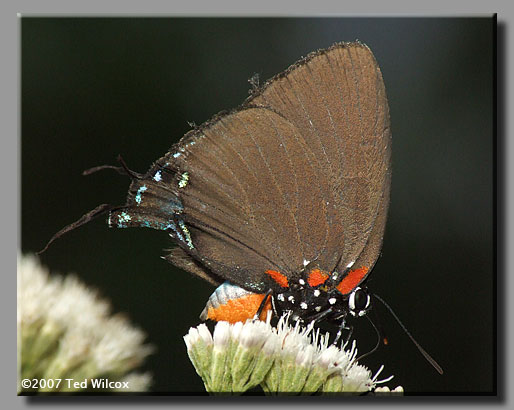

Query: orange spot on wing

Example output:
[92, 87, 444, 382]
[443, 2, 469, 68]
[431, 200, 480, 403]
[336, 266, 369, 295]
[206, 294, 272, 323]
[265, 270, 289, 288]
[307, 269, 329, 287]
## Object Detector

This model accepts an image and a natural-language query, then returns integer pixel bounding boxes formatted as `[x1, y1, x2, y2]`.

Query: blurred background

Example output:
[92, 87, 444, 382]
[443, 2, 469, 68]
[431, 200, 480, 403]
[21, 17, 494, 394]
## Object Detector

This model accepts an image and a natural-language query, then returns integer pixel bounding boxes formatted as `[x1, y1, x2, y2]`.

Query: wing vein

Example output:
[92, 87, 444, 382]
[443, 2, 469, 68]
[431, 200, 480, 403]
[233, 114, 304, 265]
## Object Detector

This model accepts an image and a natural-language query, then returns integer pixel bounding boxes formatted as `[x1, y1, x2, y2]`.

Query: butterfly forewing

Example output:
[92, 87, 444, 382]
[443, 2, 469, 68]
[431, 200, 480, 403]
[246, 42, 391, 281]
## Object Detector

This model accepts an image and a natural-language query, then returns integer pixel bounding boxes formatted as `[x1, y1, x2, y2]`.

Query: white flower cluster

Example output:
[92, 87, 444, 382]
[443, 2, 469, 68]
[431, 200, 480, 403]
[17, 254, 153, 393]
[184, 313, 402, 394]
[374, 385, 404, 394]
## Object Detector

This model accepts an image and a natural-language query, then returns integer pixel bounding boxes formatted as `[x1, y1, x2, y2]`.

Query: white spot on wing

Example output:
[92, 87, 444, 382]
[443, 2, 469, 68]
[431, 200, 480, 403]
[178, 220, 194, 249]
[135, 185, 147, 205]
[178, 172, 189, 188]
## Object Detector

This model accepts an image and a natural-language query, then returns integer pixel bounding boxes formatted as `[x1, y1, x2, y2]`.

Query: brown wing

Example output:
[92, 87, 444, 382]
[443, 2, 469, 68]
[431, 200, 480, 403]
[248, 42, 391, 277]
[109, 41, 391, 292]
[162, 107, 338, 292]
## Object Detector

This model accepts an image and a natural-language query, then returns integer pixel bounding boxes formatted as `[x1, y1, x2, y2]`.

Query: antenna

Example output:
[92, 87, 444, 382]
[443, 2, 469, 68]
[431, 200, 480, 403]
[373, 293, 444, 375]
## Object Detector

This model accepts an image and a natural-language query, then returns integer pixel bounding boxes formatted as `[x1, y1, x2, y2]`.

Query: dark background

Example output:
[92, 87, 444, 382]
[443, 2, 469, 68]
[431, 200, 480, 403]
[21, 17, 494, 394]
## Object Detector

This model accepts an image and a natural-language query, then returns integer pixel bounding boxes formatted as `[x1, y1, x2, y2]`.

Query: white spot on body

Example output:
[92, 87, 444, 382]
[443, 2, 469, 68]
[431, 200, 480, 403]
[303, 259, 310, 266]
[328, 297, 337, 305]
[288, 295, 295, 303]
[315, 306, 322, 312]
[347, 261, 355, 268]
[349, 292, 356, 310]
[299, 279, 305, 285]
[300, 302, 308, 310]
[173, 152, 182, 158]
[153, 170, 162, 182]
[313, 289, 320, 297]
[277, 294, 285, 302]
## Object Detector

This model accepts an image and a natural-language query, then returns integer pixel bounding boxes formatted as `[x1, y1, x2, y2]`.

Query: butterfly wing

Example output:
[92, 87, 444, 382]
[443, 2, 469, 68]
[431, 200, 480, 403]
[250, 42, 392, 281]
[109, 41, 391, 292]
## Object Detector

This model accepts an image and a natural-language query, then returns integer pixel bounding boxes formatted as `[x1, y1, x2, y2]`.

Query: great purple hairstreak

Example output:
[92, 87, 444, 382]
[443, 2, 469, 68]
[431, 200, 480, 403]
[42, 41, 442, 374]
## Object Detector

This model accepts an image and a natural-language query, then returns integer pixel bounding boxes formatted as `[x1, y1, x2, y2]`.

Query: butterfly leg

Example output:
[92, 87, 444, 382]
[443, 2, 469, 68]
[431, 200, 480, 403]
[333, 318, 353, 347]
[253, 288, 273, 320]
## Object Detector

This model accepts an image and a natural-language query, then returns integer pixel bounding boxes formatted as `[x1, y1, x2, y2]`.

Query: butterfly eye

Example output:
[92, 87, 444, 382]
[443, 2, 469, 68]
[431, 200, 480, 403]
[348, 287, 370, 316]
